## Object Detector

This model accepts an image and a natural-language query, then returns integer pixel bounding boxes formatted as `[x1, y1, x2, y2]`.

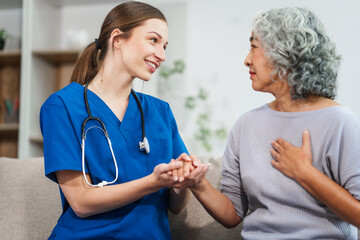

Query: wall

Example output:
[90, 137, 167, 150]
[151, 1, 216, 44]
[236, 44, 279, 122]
[178, 0, 360, 157]
[7, 0, 357, 158]
[0, 8, 22, 50]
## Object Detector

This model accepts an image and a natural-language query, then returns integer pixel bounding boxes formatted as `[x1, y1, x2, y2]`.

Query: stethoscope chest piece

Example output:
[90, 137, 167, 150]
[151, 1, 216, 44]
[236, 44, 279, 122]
[139, 137, 150, 154]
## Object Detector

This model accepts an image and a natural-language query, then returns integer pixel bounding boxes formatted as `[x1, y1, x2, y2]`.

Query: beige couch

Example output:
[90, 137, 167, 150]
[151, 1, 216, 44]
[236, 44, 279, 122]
[1, 157, 358, 240]
[0, 157, 242, 240]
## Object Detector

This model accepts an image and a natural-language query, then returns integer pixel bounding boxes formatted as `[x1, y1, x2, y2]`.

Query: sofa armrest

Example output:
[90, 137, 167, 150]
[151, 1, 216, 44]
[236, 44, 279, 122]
[0, 157, 62, 240]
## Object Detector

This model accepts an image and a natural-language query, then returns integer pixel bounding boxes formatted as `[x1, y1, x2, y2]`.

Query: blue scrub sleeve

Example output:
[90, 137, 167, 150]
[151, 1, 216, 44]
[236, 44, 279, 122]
[40, 96, 82, 183]
[166, 103, 188, 159]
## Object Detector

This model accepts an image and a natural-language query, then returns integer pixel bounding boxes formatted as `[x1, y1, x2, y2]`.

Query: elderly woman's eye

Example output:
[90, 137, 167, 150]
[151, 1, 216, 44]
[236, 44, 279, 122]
[249, 45, 257, 51]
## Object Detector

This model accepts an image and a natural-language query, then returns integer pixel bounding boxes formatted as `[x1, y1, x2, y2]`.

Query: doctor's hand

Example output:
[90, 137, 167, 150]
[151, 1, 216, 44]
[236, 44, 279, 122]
[171, 154, 210, 189]
[270, 130, 313, 181]
[151, 161, 185, 189]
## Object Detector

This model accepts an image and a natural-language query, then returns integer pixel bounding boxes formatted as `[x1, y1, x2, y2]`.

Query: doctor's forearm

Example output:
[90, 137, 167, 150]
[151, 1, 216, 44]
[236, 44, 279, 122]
[57, 170, 166, 218]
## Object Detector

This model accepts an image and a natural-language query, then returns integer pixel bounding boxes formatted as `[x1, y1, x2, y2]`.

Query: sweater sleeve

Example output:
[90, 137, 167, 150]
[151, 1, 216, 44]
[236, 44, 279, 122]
[220, 122, 248, 218]
[327, 113, 360, 200]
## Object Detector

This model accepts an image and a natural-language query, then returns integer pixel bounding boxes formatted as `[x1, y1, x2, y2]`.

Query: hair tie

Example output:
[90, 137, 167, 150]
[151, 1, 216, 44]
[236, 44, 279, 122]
[95, 38, 101, 50]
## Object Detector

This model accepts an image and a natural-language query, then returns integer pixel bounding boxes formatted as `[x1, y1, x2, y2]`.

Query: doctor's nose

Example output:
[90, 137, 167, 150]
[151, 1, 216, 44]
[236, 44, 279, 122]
[155, 47, 166, 62]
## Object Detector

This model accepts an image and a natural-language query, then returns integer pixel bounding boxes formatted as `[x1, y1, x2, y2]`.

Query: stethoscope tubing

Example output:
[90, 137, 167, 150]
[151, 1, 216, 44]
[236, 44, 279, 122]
[81, 81, 148, 187]
[81, 126, 119, 187]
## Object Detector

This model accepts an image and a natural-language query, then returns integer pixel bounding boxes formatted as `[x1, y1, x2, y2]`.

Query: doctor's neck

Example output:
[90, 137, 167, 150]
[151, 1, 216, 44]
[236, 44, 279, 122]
[89, 64, 133, 100]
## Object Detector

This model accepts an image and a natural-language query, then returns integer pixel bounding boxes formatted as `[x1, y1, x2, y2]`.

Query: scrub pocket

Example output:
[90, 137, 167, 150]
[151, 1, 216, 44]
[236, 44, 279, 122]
[146, 132, 171, 172]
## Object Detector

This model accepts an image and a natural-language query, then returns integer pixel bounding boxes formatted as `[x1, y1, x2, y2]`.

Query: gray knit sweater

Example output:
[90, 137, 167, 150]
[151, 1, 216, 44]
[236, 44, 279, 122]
[220, 104, 360, 239]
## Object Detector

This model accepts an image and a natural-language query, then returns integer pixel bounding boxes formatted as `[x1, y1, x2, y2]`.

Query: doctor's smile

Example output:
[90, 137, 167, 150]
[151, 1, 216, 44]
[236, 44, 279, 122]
[145, 60, 159, 72]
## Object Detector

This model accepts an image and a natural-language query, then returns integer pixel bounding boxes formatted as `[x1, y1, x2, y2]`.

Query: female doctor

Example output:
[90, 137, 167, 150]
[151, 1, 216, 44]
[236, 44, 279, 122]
[40, 1, 208, 239]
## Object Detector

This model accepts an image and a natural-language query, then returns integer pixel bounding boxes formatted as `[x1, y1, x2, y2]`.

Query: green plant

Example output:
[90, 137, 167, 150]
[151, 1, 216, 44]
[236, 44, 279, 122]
[185, 88, 227, 152]
[159, 59, 227, 153]
[159, 60, 185, 78]
[0, 28, 10, 40]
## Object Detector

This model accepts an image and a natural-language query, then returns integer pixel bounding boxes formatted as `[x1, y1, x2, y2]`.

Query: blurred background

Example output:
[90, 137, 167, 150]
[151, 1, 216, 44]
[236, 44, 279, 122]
[0, 0, 359, 159]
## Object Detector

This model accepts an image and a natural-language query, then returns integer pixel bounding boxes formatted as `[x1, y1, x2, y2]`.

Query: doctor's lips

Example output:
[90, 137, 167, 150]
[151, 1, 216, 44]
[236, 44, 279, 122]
[145, 60, 159, 73]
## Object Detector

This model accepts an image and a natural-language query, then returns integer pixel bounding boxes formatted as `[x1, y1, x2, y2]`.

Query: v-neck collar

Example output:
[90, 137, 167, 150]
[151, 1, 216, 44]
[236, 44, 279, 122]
[70, 82, 141, 138]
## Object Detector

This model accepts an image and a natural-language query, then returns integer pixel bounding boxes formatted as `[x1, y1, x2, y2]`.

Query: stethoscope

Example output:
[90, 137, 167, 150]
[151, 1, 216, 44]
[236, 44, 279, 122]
[81, 81, 150, 187]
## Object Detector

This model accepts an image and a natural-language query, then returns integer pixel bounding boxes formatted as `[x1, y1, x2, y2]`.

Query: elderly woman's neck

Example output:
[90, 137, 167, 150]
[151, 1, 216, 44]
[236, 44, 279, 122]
[269, 95, 340, 112]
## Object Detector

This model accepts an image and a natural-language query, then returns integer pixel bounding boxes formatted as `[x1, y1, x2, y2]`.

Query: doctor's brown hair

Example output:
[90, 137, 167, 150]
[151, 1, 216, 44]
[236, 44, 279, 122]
[70, 1, 167, 85]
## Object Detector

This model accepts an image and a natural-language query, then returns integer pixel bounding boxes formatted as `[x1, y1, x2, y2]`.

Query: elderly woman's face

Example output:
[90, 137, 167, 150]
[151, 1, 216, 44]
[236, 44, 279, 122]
[244, 32, 276, 93]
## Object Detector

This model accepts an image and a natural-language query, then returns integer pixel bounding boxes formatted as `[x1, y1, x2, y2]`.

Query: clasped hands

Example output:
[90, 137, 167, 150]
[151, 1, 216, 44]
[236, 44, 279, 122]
[153, 153, 209, 189]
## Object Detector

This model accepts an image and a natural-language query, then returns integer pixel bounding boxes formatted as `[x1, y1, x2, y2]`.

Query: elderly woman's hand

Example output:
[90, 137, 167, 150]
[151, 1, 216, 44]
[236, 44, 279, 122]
[167, 154, 209, 189]
[167, 153, 195, 182]
[270, 130, 313, 181]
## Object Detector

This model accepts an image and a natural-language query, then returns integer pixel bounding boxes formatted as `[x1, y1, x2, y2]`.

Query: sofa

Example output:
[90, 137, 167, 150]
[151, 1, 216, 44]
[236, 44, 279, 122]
[1, 157, 358, 240]
[0, 157, 242, 240]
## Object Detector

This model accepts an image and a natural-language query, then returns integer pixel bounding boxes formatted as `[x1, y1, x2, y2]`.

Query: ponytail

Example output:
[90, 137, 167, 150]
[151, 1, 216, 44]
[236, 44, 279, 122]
[70, 42, 100, 85]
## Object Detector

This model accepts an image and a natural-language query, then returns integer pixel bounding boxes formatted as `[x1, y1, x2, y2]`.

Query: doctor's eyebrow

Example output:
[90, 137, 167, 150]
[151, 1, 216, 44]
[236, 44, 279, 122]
[148, 31, 163, 39]
[148, 31, 168, 45]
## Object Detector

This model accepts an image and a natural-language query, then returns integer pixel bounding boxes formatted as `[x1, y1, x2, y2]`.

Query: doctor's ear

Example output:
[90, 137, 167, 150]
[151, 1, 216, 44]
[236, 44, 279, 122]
[110, 28, 126, 49]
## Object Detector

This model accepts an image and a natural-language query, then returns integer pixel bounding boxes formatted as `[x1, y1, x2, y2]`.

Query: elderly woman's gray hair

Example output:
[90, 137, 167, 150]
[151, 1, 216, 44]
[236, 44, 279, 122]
[252, 7, 341, 100]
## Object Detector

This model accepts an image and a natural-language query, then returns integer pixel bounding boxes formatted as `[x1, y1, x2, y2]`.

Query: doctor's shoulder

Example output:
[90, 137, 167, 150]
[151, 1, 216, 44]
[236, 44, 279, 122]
[40, 83, 82, 112]
[134, 91, 172, 113]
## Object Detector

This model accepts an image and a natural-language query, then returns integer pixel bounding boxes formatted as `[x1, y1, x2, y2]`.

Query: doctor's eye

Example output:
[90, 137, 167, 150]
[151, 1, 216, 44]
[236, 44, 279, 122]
[150, 37, 158, 43]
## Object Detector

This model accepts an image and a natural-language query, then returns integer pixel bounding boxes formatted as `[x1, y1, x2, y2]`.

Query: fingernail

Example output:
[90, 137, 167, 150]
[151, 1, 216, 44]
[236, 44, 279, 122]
[174, 176, 178, 181]
[304, 129, 309, 134]
[186, 156, 191, 161]
[179, 176, 184, 182]
[194, 161, 199, 167]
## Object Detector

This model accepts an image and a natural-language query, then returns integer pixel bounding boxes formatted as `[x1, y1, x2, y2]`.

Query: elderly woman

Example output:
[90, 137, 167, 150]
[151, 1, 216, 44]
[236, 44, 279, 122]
[190, 7, 360, 239]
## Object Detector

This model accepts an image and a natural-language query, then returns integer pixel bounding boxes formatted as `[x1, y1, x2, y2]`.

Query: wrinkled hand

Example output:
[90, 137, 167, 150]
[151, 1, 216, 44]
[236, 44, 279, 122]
[168, 154, 209, 189]
[167, 153, 196, 182]
[270, 130, 313, 180]
[174, 154, 209, 189]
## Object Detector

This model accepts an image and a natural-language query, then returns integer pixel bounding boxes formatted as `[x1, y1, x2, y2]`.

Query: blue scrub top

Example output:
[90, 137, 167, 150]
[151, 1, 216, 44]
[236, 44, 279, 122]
[40, 82, 187, 240]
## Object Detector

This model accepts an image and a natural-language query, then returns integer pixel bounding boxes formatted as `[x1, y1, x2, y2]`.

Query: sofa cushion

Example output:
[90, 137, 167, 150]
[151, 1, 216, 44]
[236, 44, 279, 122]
[0, 157, 62, 240]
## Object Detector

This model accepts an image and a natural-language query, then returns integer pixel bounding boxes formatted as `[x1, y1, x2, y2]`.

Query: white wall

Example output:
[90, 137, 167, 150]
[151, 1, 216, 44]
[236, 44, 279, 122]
[38, 0, 360, 158]
[0, 8, 22, 50]
[172, 0, 360, 157]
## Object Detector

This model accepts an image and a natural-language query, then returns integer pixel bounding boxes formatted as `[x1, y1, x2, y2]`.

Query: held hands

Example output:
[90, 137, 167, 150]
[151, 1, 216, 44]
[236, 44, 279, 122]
[270, 130, 313, 180]
[151, 153, 209, 189]
[167, 153, 195, 182]
[158, 153, 209, 189]
[170, 153, 209, 189]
